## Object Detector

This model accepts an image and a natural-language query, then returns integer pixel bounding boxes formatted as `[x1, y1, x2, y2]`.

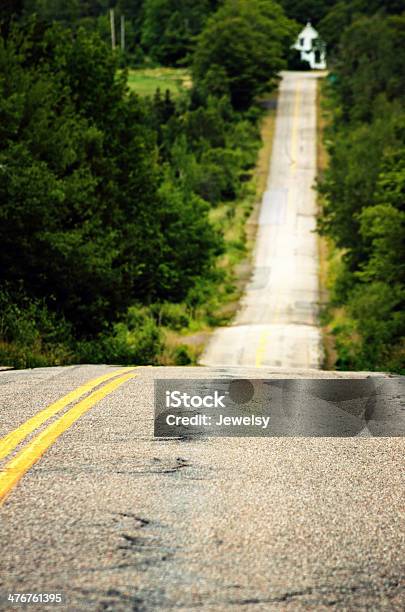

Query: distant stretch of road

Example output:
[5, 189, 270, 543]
[202, 71, 323, 369]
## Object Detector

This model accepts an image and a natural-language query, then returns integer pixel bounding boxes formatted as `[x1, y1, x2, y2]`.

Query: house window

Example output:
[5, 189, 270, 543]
[299, 37, 304, 46]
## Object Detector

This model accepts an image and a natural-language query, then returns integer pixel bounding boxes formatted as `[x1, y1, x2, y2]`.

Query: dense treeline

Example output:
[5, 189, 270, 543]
[316, 0, 405, 53]
[318, 10, 405, 373]
[1, 0, 220, 67]
[0, 21, 222, 365]
[0, 1, 295, 367]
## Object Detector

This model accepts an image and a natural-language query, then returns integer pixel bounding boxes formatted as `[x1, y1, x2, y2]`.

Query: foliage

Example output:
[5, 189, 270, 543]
[76, 306, 164, 365]
[278, 0, 337, 25]
[332, 14, 405, 122]
[192, 0, 297, 110]
[318, 110, 402, 270]
[0, 289, 74, 368]
[317, 0, 405, 53]
[0, 290, 164, 368]
[0, 23, 156, 334]
[141, 0, 213, 65]
[318, 12, 405, 373]
[0, 21, 222, 351]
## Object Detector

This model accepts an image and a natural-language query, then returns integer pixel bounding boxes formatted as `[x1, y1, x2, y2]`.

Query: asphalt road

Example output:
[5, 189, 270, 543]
[202, 71, 323, 369]
[0, 365, 404, 610]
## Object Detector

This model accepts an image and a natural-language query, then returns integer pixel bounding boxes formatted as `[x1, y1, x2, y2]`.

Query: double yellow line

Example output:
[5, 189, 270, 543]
[0, 368, 136, 504]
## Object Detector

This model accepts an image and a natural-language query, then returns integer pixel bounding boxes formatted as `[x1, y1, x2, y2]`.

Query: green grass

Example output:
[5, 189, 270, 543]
[126, 67, 191, 97]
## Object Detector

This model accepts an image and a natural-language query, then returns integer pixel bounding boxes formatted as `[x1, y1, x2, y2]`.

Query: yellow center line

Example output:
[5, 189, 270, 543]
[287, 84, 302, 227]
[255, 82, 302, 367]
[0, 372, 136, 504]
[0, 367, 136, 461]
[290, 85, 302, 174]
[255, 330, 270, 367]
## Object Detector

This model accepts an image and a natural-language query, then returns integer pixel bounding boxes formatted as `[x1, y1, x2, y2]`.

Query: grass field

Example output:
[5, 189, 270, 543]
[127, 67, 191, 97]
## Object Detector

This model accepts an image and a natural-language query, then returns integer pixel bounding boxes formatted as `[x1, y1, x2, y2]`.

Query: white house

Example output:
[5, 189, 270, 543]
[293, 22, 327, 70]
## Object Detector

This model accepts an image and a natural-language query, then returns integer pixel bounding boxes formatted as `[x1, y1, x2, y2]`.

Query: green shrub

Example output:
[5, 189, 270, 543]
[151, 303, 190, 330]
[0, 290, 74, 368]
[76, 306, 164, 366]
[172, 345, 193, 366]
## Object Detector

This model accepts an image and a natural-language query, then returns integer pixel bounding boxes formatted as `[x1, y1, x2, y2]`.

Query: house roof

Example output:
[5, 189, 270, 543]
[298, 22, 320, 39]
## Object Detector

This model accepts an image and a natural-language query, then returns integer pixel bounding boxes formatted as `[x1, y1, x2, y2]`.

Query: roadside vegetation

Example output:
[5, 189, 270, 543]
[0, 0, 294, 368]
[317, 8, 405, 374]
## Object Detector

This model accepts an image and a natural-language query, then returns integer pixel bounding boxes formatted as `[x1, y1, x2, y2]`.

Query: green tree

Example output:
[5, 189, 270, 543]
[318, 10, 405, 373]
[22, 0, 111, 22]
[318, 0, 405, 52]
[333, 14, 405, 123]
[278, 0, 337, 25]
[358, 150, 405, 287]
[0, 21, 221, 336]
[141, 0, 212, 65]
[318, 111, 402, 270]
[192, 0, 296, 111]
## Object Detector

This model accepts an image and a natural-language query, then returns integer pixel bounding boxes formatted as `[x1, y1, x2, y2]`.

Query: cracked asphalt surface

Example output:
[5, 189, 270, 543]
[0, 365, 404, 610]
